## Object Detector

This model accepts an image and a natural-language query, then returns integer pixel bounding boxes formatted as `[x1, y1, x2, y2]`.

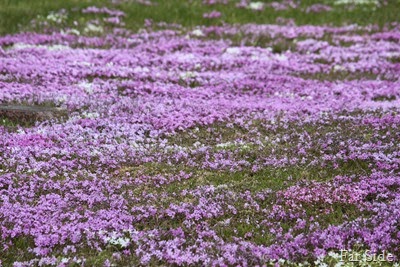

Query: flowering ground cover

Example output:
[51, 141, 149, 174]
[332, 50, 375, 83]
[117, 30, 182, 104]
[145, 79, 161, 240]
[1, 0, 400, 266]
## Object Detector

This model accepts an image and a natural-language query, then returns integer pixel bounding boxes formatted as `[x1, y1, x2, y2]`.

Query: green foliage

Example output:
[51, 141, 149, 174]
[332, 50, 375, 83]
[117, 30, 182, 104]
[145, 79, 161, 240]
[1, 0, 400, 35]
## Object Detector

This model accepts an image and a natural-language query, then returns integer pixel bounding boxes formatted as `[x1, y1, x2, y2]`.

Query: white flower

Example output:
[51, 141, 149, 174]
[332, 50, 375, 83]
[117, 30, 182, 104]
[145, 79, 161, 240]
[333, 65, 346, 72]
[56, 95, 67, 104]
[67, 29, 81, 35]
[247, 2, 265, 10]
[193, 141, 202, 147]
[109, 237, 130, 248]
[216, 184, 228, 190]
[84, 23, 104, 33]
[216, 142, 234, 148]
[10, 43, 37, 50]
[104, 232, 131, 248]
[191, 29, 205, 37]
[46, 11, 67, 23]
[46, 45, 71, 51]
[133, 66, 150, 73]
[275, 54, 288, 61]
[334, 0, 379, 5]
[328, 251, 340, 259]
[78, 82, 94, 94]
[179, 71, 196, 80]
[61, 258, 70, 264]
[225, 47, 241, 55]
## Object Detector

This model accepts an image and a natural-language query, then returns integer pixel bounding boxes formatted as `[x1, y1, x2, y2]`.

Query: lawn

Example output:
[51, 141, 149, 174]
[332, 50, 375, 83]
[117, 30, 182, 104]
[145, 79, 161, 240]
[1, 0, 400, 266]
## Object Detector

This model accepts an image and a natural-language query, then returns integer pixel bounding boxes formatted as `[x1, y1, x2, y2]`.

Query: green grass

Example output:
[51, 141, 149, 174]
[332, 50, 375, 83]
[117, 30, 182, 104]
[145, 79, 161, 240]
[0, 237, 36, 266]
[0, 117, 17, 128]
[1, 0, 400, 35]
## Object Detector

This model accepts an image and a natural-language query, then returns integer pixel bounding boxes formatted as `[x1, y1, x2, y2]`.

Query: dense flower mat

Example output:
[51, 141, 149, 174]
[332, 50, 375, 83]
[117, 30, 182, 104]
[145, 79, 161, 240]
[1, 5, 400, 266]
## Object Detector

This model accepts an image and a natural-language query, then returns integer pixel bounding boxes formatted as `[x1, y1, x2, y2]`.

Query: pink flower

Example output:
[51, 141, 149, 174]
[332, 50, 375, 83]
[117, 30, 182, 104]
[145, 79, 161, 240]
[203, 10, 222, 19]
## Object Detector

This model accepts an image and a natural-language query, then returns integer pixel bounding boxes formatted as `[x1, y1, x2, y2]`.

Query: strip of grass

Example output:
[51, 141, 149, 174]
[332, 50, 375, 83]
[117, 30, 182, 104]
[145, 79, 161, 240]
[1, 0, 400, 35]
